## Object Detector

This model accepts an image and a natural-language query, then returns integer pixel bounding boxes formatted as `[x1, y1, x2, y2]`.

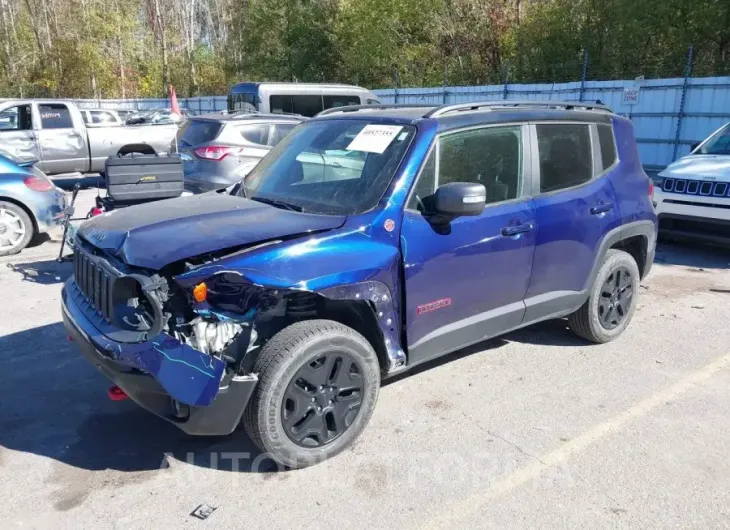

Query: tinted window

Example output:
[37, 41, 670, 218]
[536, 123, 593, 193]
[0, 105, 33, 131]
[439, 126, 523, 204]
[240, 123, 270, 145]
[407, 149, 436, 211]
[180, 120, 222, 146]
[91, 111, 116, 124]
[323, 95, 361, 109]
[229, 91, 258, 112]
[270, 123, 298, 146]
[243, 119, 415, 215]
[39, 104, 73, 129]
[699, 123, 730, 155]
[597, 124, 617, 171]
[269, 95, 323, 117]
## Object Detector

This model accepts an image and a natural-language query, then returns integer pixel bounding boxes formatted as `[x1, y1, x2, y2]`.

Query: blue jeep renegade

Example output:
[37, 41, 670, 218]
[63, 101, 657, 468]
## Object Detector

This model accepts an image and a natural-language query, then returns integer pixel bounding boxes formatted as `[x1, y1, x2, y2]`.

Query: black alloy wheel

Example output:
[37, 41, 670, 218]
[282, 352, 365, 447]
[598, 266, 633, 330]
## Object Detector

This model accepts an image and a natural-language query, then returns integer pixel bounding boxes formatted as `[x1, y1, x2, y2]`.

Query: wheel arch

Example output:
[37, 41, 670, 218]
[117, 143, 156, 156]
[587, 220, 656, 290]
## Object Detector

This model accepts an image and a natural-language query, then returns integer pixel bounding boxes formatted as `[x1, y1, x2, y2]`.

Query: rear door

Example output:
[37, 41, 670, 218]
[0, 104, 40, 163]
[523, 122, 621, 322]
[35, 102, 89, 174]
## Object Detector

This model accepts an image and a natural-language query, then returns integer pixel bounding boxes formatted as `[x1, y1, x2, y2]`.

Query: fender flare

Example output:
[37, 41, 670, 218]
[583, 220, 657, 293]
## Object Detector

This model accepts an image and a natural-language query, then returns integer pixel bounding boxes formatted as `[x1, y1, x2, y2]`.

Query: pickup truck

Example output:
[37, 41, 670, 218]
[0, 99, 178, 176]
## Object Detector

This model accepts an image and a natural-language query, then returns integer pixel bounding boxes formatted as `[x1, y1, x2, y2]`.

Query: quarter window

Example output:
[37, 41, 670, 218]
[536, 123, 593, 193]
[239, 124, 270, 145]
[270, 123, 298, 146]
[597, 124, 617, 171]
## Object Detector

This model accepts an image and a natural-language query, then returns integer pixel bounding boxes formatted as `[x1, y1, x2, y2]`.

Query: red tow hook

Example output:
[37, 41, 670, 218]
[108, 385, 129, 401]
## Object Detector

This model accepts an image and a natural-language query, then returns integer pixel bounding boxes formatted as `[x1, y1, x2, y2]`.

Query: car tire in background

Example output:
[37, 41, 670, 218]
[0, 201, 34, 256]
[243, 320, 380, 469]
[568, 249, 640, 343]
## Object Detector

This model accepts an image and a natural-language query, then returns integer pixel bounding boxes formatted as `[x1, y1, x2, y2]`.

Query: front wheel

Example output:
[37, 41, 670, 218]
[243, 320, 380, 469]
[568, 249, 640, 343]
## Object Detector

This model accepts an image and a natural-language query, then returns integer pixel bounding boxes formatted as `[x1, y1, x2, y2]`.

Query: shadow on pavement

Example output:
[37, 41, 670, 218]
[655, 241, 730, 270]
[0, 322, 277, 475]
[5, 259, 72, 284]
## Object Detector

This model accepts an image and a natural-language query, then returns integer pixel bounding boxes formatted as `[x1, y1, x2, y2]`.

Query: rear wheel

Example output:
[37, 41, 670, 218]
[0, 201, 34, 256]
[568, 249, 640, 343]
[243, 320, 380, 469]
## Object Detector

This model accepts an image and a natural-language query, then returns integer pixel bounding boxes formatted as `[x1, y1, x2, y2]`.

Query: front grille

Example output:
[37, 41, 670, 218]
[662, 178, 730, 198]
[73, 249, 114, 322]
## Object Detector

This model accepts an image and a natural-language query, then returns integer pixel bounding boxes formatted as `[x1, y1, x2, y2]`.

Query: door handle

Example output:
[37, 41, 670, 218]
[501, 223, 534, 237]
[590, 202, 614, 215]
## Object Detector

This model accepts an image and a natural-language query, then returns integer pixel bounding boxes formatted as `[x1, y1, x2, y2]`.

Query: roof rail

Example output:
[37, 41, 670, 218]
[316, 104, 431, 117]
[424, 100, 612, 118]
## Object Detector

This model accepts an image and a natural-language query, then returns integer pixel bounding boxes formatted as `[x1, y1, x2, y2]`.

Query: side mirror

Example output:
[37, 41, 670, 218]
[433, 182, 486, 218]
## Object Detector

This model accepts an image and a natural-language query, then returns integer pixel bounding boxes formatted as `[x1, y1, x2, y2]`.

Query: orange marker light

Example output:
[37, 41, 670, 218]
[193, 282, 208, 303]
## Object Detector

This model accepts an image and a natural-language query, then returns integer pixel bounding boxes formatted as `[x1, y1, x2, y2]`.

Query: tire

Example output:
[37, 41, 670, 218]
[568, 249, 640, 343]
[243, 320, 380, 469]
[0, 201, 34, 256]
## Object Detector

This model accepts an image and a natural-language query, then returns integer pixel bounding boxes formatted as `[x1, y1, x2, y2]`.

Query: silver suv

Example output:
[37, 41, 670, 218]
[176, 113, 304, 193]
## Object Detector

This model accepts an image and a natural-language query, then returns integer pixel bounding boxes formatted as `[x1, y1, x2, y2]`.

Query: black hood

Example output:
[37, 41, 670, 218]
[77, 194, 346, 269]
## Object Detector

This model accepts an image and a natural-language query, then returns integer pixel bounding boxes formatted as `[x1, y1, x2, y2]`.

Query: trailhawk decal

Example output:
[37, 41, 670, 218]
[417, 298, 452, 315]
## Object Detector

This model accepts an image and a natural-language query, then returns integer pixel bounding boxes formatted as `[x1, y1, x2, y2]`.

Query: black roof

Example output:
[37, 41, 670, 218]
[314, 101, 615, 132]
[192, 112, 304, 123]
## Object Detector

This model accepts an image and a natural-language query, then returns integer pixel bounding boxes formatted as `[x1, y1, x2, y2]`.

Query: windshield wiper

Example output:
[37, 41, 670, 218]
[250, 196, 303, 212]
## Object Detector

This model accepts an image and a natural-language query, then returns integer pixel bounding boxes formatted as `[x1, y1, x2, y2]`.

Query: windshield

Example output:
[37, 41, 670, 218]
[240, 119, 415, 215]
[698, 123, 730, 155]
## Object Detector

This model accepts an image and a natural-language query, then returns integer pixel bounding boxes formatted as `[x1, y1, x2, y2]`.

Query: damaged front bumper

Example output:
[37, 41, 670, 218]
[62, 280, 257, 436]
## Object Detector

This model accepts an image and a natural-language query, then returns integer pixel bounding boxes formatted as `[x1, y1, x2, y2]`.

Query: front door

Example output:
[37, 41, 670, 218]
[523, 122, 621, 322]
[35, 102, 88, 174]
[401, 124, 536, 365]
[0, 104, 40, 162]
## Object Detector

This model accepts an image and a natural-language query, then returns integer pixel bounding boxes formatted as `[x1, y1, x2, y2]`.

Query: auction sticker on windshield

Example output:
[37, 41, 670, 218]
[347, 125, 404, 154]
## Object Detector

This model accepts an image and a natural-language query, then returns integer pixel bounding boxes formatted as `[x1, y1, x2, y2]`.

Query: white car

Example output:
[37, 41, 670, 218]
[653, 122, 730, 245]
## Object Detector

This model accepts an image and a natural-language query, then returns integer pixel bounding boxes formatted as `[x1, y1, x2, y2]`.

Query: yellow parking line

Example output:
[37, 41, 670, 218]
[422, 353, 730, 529]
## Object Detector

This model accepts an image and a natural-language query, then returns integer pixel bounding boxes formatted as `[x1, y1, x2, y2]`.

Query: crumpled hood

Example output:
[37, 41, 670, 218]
[659, 155, 730, 181]
[77, 193, 346, 269]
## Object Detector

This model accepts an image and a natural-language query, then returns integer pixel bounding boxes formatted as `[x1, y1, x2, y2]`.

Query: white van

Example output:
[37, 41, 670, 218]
[227, 82, 380, 117]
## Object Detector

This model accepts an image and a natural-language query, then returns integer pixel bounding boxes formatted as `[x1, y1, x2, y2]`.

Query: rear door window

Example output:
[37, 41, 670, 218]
[38, 104, 74, 129]
[180, 120, 223, 146]
[536, 123, 593, 193]
[597, 124, 617, 171]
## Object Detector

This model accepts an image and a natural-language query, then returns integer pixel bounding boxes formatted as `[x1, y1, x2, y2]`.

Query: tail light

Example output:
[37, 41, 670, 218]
[648, 179, 654, 200]
[194, 146, 242, 161]
[23, 175, 54, 192]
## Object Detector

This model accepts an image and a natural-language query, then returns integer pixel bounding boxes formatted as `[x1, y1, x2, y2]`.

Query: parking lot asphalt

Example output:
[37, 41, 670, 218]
[1, 187, 729, 529]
